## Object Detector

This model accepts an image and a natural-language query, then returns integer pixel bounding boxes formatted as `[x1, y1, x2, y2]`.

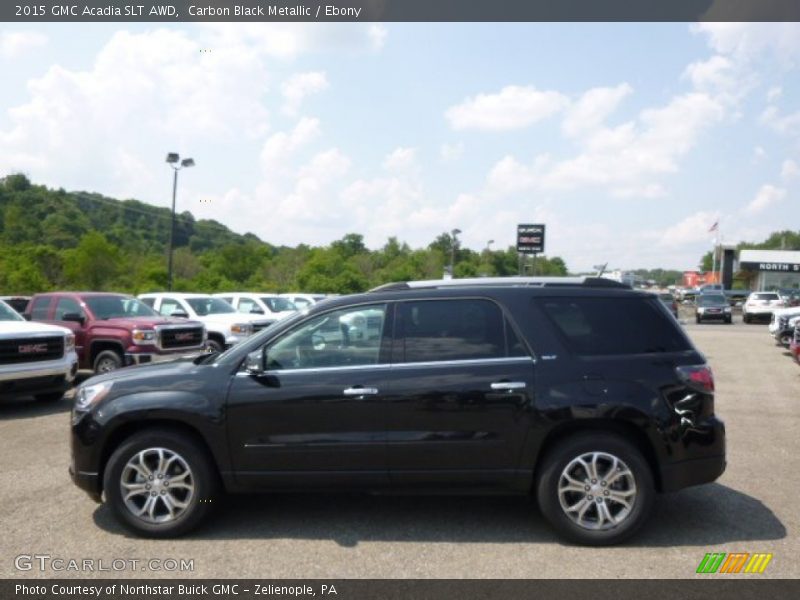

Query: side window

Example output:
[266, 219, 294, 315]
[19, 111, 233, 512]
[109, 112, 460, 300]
[219, 296, 234, 306]
[539, 297, 691, 355]
[140, 297, 155, 308]
[54, 297, 84, 320]
[398, 299, 506, 363]
[158, 298, 181, 317]
[265, 304, 387, 370]
[238, 298, 258, 314]
[30, 297, 52, 320]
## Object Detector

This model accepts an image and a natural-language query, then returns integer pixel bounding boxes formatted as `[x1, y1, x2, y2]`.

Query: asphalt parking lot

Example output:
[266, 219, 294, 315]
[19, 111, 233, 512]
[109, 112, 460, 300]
[1, 313, 797, 579]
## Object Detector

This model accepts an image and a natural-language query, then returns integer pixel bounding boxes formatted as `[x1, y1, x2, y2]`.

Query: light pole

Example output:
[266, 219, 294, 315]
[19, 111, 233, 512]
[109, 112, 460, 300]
[485, 239, 494, 252]
[165, 153, 195, 291]
[449, 228, 462, 278]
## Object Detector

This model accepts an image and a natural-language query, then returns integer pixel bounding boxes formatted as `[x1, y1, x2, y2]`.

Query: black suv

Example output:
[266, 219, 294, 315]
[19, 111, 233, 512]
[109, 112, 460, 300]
[70, 277, 725, 545]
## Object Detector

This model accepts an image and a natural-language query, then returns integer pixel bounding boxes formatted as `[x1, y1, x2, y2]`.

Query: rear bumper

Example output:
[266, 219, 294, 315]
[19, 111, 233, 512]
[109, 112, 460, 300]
[661, 455, 726, 492]
[660, 416, 726, 492]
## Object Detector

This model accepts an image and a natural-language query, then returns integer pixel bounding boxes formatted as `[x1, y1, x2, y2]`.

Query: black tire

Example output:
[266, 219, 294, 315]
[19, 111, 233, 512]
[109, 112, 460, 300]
[743, 314, 750, 324]
[93, 349, 123, 374]
[103, 428, 219, 538]
[535, 432, 655, 546]
[205, 338, 224, 353]
[34, 391, 64, 403]
[725, 317, 732, 324]
[779, 332, 792, 347]
[695, 316, 701, 324]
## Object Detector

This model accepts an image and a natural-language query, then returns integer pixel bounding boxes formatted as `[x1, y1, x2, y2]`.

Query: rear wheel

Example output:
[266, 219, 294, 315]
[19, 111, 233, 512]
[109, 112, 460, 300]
[205, 338, 224, 353]
[743, 314, 750, 324]
[103, 429, 219, 537]
[779, 332, 792, 346]
[695, 316, 701, 324]
[536, 432, 654, 546]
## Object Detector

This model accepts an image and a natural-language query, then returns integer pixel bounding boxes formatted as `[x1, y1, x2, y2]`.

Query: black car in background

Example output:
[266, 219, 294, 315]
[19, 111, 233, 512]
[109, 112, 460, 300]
[695, 294, 732, 324]
[70, 277, 725, 546]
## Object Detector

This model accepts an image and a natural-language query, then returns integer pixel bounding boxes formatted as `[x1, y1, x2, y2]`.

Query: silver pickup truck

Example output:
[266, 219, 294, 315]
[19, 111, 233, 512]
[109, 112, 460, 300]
[0, 299, 79, 402]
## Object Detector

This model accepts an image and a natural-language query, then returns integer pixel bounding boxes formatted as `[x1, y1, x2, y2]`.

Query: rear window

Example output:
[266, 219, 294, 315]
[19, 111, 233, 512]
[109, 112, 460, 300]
[752, 293, 779, 300]
[539, 297, 691, 356]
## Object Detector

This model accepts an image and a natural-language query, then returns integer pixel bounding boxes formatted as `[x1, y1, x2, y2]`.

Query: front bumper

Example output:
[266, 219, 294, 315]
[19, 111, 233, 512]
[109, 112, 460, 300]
[69, 464, 101, 502]
[124, 349, 203, 366]
[697, 311, 730, 320]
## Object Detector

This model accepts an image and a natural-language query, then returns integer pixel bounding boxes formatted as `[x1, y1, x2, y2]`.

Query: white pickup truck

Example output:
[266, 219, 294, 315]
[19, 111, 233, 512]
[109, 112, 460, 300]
[138, 293, 273, 352]
[0, 299, 79, 402]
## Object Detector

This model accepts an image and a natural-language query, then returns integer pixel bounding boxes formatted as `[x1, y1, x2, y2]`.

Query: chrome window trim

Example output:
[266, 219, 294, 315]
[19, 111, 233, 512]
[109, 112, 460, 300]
[235, 355, 534, 377]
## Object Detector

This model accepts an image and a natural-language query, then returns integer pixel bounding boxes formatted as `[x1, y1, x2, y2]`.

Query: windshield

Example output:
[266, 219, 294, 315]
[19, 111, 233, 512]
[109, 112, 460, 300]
[186, 297, 236, 316]
[262, 297, 297, 312]
[698, 295, 727, 306]
[84, 296, 158, 319]
[0, 301, 24, 321]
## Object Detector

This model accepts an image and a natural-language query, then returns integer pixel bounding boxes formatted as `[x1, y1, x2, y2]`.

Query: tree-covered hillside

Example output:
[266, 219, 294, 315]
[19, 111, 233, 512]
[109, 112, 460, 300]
[0, 174, 569, 295]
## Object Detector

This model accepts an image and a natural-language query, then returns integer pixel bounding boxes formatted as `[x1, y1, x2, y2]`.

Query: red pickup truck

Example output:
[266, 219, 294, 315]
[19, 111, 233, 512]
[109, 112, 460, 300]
[25, 292, 206, 373]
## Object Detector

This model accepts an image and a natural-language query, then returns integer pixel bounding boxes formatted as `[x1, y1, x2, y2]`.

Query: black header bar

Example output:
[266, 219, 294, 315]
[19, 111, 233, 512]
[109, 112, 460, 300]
[4, 0, 800, 23]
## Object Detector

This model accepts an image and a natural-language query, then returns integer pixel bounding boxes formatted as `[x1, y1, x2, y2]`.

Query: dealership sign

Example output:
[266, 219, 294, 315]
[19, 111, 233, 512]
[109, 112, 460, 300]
[740, 261, 800, 272]
[517, 224, 546, 254]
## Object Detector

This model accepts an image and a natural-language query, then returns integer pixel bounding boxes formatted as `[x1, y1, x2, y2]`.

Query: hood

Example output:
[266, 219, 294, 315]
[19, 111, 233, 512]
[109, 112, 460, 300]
[91, 316, 204, 330]
[83, 353, 202, 387]
[0, 320, 71, 337]
[192, 312, 258, 326]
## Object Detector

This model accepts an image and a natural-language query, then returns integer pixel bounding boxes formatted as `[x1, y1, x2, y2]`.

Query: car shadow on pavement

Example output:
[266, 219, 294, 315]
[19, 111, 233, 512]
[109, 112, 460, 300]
[92, 482, 785, 548]
[0, 395, 72, 420]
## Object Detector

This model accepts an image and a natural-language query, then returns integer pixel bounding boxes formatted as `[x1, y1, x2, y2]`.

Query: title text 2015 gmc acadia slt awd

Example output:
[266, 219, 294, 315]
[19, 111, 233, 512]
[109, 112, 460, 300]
[70, 277, 725, 545]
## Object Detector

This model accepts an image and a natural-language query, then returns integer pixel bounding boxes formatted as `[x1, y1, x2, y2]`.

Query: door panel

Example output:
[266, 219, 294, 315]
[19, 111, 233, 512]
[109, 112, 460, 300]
[225, 302, 392, 488]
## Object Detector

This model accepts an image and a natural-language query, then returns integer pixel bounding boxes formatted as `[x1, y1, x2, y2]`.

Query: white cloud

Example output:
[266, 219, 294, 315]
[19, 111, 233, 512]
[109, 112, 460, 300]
[760, 105, 800, 136]
[656, 211, 721, 248]
[683, 55, 735, 92]
[781, 159, 800, 181]
[767, 86, 782, 102]
[445, 85, 568, 131]
[281, 71, 329, 116]
[382, 147, 417, 171]
[562, 83, 632, 137]
[744, 184, 786, 215]
[368, 25, 388, 51]
[440, 142, 464, 162]
[259, 117, 321, 167]
[486, 92, 724, 198]
[753, 146, 767, 161]
[692, 23, 800, 65]
[0, 31, 47, 59]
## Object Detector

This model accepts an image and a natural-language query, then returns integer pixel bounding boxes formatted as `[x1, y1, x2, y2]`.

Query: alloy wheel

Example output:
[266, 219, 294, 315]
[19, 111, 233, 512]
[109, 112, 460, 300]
[120, 447, 195, 524]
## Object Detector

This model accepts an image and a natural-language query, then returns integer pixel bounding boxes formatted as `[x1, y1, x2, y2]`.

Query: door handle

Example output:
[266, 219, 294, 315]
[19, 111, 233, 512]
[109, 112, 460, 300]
[490, 381, 526, 391]
[343, 386, 379, 396]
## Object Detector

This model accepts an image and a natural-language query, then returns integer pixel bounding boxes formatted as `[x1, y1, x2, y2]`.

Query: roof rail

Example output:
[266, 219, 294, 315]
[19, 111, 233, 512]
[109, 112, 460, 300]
[369, 276, 630, 292]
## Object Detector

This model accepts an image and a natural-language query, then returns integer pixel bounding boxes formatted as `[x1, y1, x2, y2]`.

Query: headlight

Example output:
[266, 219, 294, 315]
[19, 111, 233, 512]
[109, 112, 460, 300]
[74, 381, 114, 412]
[697, 307, 705, 313]
[65, 333, 75, 352]
[231, 323, 253, 335]
[724, 306, 731, 312]
[132, 329, 156, 344]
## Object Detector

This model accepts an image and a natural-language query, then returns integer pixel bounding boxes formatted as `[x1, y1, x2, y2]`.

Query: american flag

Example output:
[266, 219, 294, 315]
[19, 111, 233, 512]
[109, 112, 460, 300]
[708, 221, 719, 233]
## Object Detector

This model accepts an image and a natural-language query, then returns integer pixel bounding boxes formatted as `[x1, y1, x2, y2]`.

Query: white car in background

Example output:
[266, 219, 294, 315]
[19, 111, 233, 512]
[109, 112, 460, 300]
[742, 291, 784, 324]
[280, 293, 329, 310]
[138, 293, 273, 352]
[0, 299, 78, 403]
[213, 293, 297, 322]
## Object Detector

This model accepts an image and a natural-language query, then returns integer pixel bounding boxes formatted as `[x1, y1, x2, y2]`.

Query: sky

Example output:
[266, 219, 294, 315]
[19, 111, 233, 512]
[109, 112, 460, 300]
[1, 22, 799, 272]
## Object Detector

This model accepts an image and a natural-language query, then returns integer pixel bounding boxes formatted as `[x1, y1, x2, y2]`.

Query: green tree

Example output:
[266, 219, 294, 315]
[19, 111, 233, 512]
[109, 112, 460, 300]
[63, 232, 123, 290]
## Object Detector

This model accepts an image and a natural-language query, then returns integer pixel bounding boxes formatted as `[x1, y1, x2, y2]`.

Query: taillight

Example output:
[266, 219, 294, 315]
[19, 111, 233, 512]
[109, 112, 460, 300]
[676, 364, 714, 392]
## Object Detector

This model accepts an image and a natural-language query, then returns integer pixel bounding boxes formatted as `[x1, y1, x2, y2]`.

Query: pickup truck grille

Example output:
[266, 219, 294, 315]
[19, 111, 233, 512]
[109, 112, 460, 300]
[0, 336, 64, 365]
[251, 321, 272, 333]
[159, 327, 204, 350]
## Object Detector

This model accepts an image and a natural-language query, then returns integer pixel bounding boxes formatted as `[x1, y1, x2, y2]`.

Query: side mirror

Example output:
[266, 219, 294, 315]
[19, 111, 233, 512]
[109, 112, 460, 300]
[62, 312, 85, 325]
[171, 310, 189, 319]
[245, 349, 265, 375]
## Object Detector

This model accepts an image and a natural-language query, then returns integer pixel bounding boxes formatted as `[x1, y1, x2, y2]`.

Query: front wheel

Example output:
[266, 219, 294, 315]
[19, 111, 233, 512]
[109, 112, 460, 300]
[94, 350, 123, 374]
[535, 433, 655, 546]
[103, 429, 219, 537]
